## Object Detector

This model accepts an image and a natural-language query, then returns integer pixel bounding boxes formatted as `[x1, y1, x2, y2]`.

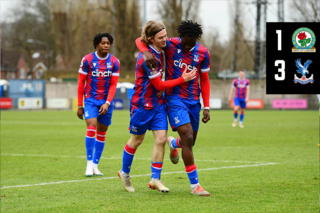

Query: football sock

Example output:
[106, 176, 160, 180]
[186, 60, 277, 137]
[234, 111, 238, 122]
[186, 164, 199, 188]
[122, 143, 136, 174]
[151, 162, 163, 179]
[171, 136, 182, 149]
[85, 126, 96, 162]
[93, 131, 106, 166]
[240, 112, 244, 124]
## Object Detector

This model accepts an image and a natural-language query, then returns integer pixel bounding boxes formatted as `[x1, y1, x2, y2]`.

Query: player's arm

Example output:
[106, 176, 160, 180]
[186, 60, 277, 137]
[99, 60, 121, 116]
[199, 49, 211, 123]
[200, 72, 210, 123]
[150, 67, 196, 91]
[245, 83, 250, 102]
[77, 73, 86, 120]
[228, 86, 234, 103]
[77, 57, 89, 120]
[135, 38, 158, 69]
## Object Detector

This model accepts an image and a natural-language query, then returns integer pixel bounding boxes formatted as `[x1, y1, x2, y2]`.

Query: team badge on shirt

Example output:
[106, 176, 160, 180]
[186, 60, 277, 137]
[193, 54, 199, 62]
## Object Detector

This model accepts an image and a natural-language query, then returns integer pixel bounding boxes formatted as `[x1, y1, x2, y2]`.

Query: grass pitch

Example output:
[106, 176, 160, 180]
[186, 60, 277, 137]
[0, 110, 318, 212]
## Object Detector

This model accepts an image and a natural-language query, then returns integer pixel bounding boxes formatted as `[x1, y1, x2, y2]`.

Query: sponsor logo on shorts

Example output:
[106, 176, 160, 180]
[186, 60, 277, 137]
[131, 126, 137, 132]
[85, 111, 89, 117]
[175, 116, 180, 124]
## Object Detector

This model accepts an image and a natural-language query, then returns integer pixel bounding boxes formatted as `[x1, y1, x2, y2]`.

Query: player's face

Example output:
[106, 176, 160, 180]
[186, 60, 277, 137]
[97, 37, 111, 55]
[239, 71, 245, 79]
[180, 36, 197, 53]
[151, 29, 167, 49]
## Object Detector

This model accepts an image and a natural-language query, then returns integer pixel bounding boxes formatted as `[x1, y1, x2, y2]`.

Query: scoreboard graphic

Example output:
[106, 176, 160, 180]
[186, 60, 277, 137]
[266, 23, 320, 94]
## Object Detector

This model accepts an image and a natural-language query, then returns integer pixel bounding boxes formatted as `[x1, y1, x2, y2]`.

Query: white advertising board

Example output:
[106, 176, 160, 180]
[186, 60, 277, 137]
[47, 98, 70, 109]
[18, 98, 43, 109]
[200, 98, 222, 109]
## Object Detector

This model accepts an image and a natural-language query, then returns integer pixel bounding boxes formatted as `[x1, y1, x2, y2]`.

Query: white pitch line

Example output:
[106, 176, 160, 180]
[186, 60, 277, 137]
[1, 163, 276, 189]
[0, 154, 269, 164]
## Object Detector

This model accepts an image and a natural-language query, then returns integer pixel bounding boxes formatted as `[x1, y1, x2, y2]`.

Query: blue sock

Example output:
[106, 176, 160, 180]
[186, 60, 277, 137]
[171, 136, 182, 149]
[240, 113, 244, 123]
[122, 144, 136, 173]
[85, 126, 96, 161]
[93, 140, 105, 165]
[186, 164, 199, 184]
[151, 162, 163, 179]
[234, 111, 238, 121]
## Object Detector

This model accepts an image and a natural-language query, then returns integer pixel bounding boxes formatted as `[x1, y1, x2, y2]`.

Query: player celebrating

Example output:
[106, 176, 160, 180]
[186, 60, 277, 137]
[77, 33, 120, 177]
[228, 71, 250, 128]
[135, 20, 211, 196]
[118, 21, 196, 193]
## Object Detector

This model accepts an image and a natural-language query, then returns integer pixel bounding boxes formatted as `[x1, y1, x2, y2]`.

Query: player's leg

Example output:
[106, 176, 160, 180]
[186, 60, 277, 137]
[84, 118, 98, 177]
[149, 130, 169, 192]
[239, 108, 245, 128]
[233, 102, 240, 127]
[176, 124, 210, 196]
[119, 107, 150, 192]
[239, 99, 246, 128]
[91, 102, 114, 175]
[89, 121, 108, 176]
[118, 133, 145, 192]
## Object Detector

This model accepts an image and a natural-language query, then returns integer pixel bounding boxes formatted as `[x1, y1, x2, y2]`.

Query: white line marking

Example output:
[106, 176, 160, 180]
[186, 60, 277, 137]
[1, 163, 276, 189]
[0, 154, 270, 164]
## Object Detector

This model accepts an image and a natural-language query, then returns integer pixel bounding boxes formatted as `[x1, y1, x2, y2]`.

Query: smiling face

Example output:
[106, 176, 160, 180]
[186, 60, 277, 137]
[97, 37, 110, 56]
[150, 29, 167, 50]
[180, 36, 197, 53]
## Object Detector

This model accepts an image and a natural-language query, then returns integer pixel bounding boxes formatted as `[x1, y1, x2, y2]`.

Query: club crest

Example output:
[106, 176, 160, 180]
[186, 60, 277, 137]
[294, 59, 314, 84]
[193, 54, 199, 62]
[107, 63, 112, 68]
[292, 28, 316, 53]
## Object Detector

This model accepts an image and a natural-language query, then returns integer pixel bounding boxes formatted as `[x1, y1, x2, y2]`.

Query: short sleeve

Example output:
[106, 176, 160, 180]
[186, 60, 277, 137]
[143, 61, 161, 79]
[246, 80, 250, 88]
[112, 59, 120, 76]
[79, 57, 89, 75]
[200, 49, 210, 73]
[232, 80, 236, 88]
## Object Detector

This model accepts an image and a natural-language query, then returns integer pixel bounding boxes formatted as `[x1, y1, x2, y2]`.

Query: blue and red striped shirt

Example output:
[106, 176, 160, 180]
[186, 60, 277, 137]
[131, 45, 164, 110]
[78, 51, 120, 100]
[163, 37, 210, 103]
[232, 78, 250, 99]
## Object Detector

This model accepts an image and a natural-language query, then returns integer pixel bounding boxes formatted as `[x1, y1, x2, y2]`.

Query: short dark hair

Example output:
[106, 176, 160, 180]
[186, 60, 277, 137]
[93, 33, 114, 49]
[176, 20, 203, 40]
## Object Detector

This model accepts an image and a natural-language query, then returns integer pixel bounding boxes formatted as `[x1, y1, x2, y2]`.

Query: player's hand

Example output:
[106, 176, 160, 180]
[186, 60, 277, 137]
[99, 103, 109, 116]
[202, 109, 210, 123]
[182, 67, 196, 82]
[143, 51, 159, 69]
[228, 97, 232, 103]
[245, 98, 249, 103]
[77, 107, 84, 120]
[157, 90, 165, 97]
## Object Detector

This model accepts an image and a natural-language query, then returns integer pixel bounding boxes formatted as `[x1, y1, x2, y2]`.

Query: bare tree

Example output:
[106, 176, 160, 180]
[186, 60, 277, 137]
[290, 0, 319, 22]
[157, 0, 201, 37]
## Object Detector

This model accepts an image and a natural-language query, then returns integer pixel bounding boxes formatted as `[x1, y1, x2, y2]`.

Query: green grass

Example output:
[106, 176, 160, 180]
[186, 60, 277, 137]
[0, 110, 318, 212]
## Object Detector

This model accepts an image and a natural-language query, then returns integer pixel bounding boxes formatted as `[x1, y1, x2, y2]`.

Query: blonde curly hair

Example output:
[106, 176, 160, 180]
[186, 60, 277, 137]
[141, 20, 166, 45]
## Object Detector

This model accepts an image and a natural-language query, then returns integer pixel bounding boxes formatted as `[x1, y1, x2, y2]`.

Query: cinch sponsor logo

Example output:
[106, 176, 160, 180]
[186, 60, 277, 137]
[173, 59, 197, 71]
[92, 69, 112, 77]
